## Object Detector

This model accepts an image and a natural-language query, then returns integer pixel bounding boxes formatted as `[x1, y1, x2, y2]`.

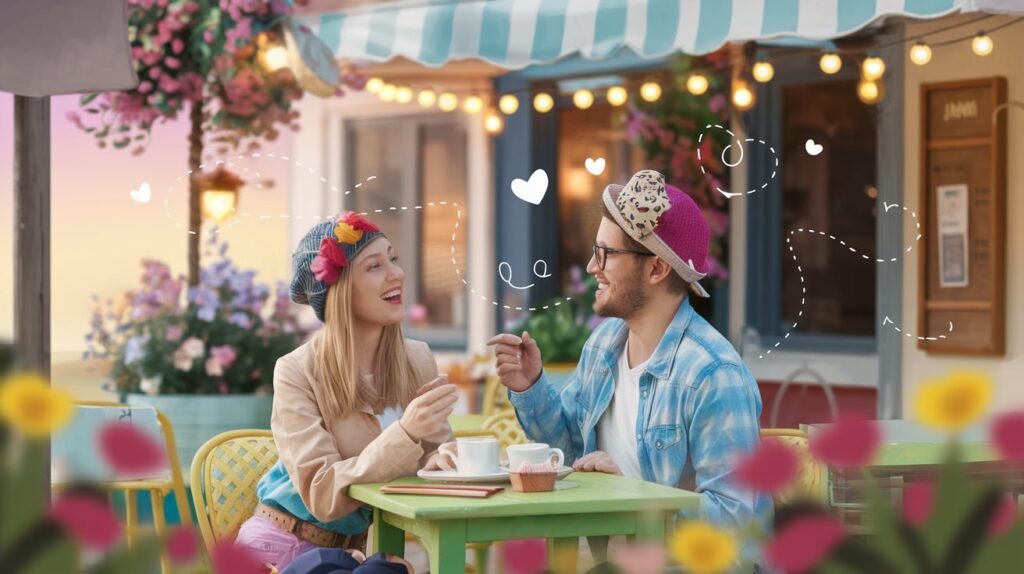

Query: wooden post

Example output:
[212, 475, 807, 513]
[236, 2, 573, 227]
[187, 99, 204, 286]
[13, 95, 50, 378]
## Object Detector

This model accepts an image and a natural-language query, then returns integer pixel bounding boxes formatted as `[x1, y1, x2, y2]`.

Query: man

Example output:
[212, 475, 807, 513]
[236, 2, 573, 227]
[488, 170, 771, 568]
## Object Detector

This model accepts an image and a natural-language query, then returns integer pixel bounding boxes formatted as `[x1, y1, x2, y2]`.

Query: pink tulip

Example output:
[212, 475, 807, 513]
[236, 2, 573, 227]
[991, 411, 1024, 462]
[98, 421, 168, 477]
[167, 526, 200, 565]
[764, 515, 846, 573]
[734, 438, 801, 493]
[809, 416, 881, 468]
[50, 494, 123, 551]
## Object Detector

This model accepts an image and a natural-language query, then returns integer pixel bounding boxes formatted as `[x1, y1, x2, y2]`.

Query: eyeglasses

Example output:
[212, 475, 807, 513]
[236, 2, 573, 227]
[592, 243, 655, 271]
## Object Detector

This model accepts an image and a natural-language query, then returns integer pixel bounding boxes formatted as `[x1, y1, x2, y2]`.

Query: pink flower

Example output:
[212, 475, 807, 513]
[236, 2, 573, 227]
[501, 538, 547, 574]
[205, 357, 224, 377]
[165, 57, 181, 70]
[809, 416, 881, 468]
[165, 324, 184, 342]
[210, 345, 238, 369]
[734, 438, 800, 493]
[167, 527, 200, 565]
[137, 81, 154, 94]
[764, 515, 846, 573]
[991, 411, 1024, 462]
[149, 66, 163, 80]
[98, 421, 168, 477]
[181, 337, 205, 358]
[50, 494, 123, 551]
[311, 238, 348, 284]
[171, 38, 185, 54]
[903, 480, 934, 525]
[990, 495, 1018, 535]
[203, 29, 215, 43]
[408, 303, 428, 323]
[611, 542, 666, 574]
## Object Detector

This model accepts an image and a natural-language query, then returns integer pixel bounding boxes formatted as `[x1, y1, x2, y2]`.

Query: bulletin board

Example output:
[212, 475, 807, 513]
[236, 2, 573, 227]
[918, 77, 1007, 356]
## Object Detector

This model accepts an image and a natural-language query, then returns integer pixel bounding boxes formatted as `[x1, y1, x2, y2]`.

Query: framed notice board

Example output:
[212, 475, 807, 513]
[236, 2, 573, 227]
[918, 77, 1007, 356]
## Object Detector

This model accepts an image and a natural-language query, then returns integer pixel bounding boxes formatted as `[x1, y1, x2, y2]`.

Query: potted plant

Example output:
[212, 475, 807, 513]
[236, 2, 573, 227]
[511, 266, 602, 387]
[85, 232, 310, 472]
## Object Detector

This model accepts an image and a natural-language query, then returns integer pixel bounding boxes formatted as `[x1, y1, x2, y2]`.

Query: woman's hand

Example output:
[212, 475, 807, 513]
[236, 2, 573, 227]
[399, 383, 457, 444]
[423, 442, 457, 471]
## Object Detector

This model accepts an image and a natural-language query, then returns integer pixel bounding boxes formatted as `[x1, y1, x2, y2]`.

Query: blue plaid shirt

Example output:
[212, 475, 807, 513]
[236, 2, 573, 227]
[509, 297, 772, 566]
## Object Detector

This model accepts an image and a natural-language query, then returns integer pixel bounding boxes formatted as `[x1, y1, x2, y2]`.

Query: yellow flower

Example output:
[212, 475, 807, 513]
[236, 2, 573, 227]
[670, 521, 738, 574]
[0, 372, 74, 438]
[333, 222, 363, 245]
[914, 371, 992, 432]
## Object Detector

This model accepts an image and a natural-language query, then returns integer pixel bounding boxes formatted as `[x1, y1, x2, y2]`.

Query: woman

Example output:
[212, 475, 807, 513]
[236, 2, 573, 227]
[234, 211, 458, 572]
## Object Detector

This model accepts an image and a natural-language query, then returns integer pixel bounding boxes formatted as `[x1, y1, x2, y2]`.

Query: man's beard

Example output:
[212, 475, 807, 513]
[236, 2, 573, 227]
[594, 271, 648, 319]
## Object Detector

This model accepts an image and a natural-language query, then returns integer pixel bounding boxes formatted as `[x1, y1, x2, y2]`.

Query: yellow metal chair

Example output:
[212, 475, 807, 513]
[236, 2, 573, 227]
[190, 429, 278, 557]
[480, 373, 512, 416]
[57, 401, 192, 574]
[760, 428, 828, 506]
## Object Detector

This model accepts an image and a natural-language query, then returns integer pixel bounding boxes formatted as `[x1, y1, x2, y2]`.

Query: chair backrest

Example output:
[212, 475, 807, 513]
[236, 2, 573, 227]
[191, 429, 278, 552]
[56, 401, 192, 525]
[482, 410, 527, 451]
[760, 428, 827, 506]
[481, 373, 512, 416]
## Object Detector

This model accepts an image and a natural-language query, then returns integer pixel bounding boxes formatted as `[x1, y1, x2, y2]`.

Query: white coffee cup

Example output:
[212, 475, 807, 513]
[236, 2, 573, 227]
[506, 443, 565, 470]
[455, 437, 500, 475]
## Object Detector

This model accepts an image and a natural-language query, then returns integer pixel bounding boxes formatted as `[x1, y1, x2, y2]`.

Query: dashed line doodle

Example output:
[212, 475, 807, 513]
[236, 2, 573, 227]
[882, 316, 954, 342]
[697, 124, 779, 199]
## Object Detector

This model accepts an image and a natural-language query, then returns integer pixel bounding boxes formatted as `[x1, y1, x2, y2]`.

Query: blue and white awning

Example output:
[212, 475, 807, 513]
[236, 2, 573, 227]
[298, 0, 982, 70]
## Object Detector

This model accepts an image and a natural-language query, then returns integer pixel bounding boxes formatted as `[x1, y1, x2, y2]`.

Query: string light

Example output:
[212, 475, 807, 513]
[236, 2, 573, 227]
[820, 53, 842, 74]
[418, 89, 437, 108]
[484, 109, 504, 135]
[395, 86, 413, 104]
[686, 74, 709, 95]
[972, 32, 994, 55]
[533, 93, 554, 113]
[752, 61, 774, 83]
[438, 92, 458, 112]
[640, 82, 662, 102]
[857, 79, 884, 104]
[365, 77, 384, 94]
[379, 84, 397, 102]
[862, 55, 886, 81]
[909, 41, 932, 65]
[573, 89, 594, 109]
[463, 95, 484, 114]
[732, 79, 755, 111]
[606, 86, 628, 106]
[498, 94, 519, 114]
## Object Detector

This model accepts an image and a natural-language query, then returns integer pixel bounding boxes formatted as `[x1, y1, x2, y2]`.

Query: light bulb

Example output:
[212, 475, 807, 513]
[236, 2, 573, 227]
[732, 81, 755, 111]
[640, 82, 662, 102]
[418, 89, 437, 107]
[365, 77, 384, 94]
[395, 86, 413, 104]
[533, 93, 554, 113]
[972, 33, 993, 56]
[379, 84, 397, 102]
[752, 61, 774, 83]
[606, 86, 628, 106]
[438, 92, 458, 112]
[463, 95, 484, 114]
[484, 110, 504, 134]
[862, 56, 886, 80]
[820, 53, 842, 75]
[573, 89, 594, 110]
[261, 46, 289, 72]
[498, 94, 519, 115]
[909, 42, 932, 65]
[857, 79, 883, 104]
[686, 74, 709, 95]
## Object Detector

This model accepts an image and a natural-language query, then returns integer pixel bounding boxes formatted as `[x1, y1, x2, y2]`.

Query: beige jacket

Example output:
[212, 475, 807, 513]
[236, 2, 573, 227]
[271, 338, 447, 523]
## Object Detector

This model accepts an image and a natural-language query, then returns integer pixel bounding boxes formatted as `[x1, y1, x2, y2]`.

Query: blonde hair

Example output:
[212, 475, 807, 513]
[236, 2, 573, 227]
[310, 266, 419, 421]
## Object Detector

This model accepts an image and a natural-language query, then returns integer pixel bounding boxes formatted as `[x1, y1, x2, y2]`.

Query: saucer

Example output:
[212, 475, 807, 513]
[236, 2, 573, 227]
[417, 465, 574, 484]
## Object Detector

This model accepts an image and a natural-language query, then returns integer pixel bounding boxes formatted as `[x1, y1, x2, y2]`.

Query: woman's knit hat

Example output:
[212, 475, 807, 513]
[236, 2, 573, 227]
[290, 211, 386, 322]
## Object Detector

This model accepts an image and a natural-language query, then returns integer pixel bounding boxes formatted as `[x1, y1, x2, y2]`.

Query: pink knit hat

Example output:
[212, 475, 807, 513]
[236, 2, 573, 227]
[602, 169, 711, 298]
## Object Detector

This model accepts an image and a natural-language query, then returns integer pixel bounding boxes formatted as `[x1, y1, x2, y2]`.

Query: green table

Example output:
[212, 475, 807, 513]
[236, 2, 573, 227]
[448, 414, 489, 433]
[350, 473, 700, 574]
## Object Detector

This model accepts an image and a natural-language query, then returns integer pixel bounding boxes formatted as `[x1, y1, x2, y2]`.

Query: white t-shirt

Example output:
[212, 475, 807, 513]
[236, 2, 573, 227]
[362, 374, 403, 431]
[596, 339, 648, 479]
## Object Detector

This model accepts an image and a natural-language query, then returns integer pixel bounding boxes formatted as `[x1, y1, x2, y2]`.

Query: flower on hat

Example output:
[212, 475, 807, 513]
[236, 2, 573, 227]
[340, 211, 379, 233]
[333, 221, 363, 245]
[311, 237, 348, 284]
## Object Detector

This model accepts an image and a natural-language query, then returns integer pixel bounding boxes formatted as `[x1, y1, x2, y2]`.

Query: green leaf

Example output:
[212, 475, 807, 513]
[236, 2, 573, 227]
[88, 535, 163, 574]
[0, 439, 46, 552]
[859, 470, 929, 573]
[81, 93, 99, 105]
[968, 519, 1024, 573]
[17, 535, 78, 574]
[921, 443, 985, 562]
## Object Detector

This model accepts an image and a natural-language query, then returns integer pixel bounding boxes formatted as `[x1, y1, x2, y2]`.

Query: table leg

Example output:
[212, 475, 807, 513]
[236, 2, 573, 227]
[586, 536, 609, 565]
[372, 508, 405, 557]
[426, 521, 467, 574]
[548, 537, 579, 574]
[632, 511, 667, 543]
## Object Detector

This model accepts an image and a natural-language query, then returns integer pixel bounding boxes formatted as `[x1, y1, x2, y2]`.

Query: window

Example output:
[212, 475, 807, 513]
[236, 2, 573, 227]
[747, 64, 878, 351]
[345, 115, 469, 349]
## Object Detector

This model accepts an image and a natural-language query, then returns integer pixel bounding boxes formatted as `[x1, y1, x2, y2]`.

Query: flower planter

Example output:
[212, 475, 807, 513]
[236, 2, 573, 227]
[124, 393, 273, 482]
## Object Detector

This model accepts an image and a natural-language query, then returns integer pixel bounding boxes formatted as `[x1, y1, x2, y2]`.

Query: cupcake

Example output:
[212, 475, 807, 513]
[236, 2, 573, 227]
[510, 461, 557, 492]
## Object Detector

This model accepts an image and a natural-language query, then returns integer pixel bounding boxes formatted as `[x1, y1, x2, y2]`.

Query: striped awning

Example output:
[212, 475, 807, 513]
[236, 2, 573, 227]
[298, 0, 977, 70]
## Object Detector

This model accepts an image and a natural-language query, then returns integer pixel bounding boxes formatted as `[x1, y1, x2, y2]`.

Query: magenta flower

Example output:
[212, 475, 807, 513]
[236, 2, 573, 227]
[98, 421, 168, 477]
[903, 480, 934, 525]
[210, 345, 238, 369]
[734, 438, 800, 493]
[167, 526, 200, 565]
[991, 411, 1024, 462]
[809, 416, 881, 468]
[50, 494, 123, 551]
[764, 515, 846, 573]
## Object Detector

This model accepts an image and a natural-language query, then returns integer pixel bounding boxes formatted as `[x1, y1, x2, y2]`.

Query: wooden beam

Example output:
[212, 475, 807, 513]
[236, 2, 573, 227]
[13, 95, 50, 377]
